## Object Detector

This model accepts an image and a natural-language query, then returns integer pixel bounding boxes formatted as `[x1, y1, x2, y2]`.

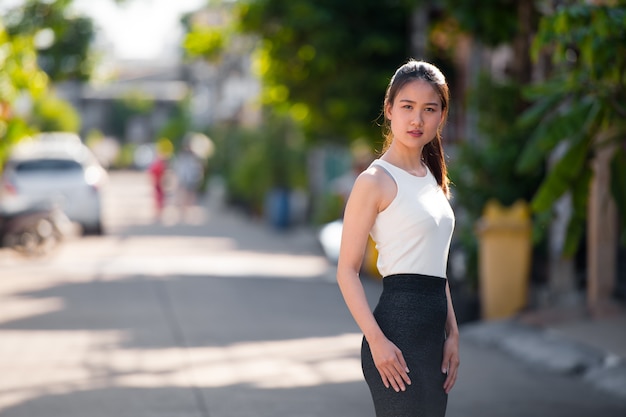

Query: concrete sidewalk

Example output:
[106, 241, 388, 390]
[461, 309, 626, 401]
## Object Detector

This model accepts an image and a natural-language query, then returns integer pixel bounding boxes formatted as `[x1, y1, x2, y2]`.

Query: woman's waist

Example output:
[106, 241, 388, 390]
[381, 273, 447, 292]
[377, 259, 449, 279]
[375, 274, 448, 321]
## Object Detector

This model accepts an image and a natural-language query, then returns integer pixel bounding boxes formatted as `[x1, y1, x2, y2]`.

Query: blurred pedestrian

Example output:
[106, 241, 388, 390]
[147, 139, 171, 221]
[173, 141, 204, 219]
[336, 59, 460, 417]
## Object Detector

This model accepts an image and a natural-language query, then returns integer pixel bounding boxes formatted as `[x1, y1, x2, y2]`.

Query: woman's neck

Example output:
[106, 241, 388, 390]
[381, 146, 426, 176]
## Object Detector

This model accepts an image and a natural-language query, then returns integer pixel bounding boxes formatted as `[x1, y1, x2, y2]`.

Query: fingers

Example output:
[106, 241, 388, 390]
[441, 334, 460, 393]
[442, 354, 460, 394]
[377, 348, 411, 392]
[379, 365, 410, 392]
[395, 350, 412, 386]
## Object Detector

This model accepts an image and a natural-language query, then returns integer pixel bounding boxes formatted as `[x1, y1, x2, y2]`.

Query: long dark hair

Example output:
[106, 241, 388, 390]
[381, 59, 450, 197]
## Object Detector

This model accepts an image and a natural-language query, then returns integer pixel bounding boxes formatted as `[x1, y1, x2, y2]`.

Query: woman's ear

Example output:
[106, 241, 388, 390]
[438, 111, 446, 129]
[384, 102, 392, 120]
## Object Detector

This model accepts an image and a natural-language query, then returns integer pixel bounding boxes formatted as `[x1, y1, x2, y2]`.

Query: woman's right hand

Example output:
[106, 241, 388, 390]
[369, 336, 411, 392]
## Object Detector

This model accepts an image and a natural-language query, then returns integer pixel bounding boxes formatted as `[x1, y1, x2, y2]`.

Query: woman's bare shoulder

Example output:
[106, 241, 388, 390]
[356, 164, 393, 186]
[350, 164, 396, 209]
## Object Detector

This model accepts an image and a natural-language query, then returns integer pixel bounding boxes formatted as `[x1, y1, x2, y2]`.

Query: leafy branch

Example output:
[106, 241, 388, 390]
[518, 3, 626, 253]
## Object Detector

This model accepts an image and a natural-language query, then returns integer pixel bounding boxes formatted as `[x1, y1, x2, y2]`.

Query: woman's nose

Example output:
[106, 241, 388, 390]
[411, 111, 423, 126]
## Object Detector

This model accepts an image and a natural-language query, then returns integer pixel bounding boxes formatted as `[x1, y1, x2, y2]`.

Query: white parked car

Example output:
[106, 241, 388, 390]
[0, 132, 108, 235]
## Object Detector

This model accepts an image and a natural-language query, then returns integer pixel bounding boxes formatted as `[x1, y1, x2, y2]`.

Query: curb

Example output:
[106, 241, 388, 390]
[461, 319, 626, 400]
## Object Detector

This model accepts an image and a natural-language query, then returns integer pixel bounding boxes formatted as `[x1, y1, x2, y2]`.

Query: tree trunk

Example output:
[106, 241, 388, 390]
[587, 136, 619, 316]
[511, 0, 533, 85]
[410, 6, 428, 59]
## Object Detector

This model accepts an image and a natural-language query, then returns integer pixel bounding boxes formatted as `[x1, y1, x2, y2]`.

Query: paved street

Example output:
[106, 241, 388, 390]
[0, 170, 624, 417]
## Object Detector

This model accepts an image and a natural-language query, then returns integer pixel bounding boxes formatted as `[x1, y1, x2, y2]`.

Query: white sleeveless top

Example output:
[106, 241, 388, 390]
[369, 159, 455, 278]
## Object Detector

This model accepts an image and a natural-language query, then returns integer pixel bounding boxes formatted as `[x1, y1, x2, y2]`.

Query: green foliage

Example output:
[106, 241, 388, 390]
[109, 92, 155, 141]
[519, 2, 626, 254]
[0, 24, 49, 169]
[311, 192, 344, 225]
[114, 143, 138, 169]
[217, 114, 308, 214]
[42, 15, 95, 81]
[442, 0, 520, 46]
[31, 94, 80, 132]
[228, 132, 272, 214]
[0, 117, 31, 172]
[449, 73, 544, 286]
[4, 0, 96, 81]
[0, 30, 49, 101]
[157, 99, 193, 151]
[234, 0, 417, 144]
[184, 26, 227, 62]
[451, 74, 544, 213]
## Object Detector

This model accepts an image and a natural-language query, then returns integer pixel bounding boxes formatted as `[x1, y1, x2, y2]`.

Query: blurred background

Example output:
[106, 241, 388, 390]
[0, 1, 625, 416]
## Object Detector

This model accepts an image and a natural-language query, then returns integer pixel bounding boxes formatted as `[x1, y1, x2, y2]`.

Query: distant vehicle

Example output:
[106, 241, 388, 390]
[0, 132, 108, 235]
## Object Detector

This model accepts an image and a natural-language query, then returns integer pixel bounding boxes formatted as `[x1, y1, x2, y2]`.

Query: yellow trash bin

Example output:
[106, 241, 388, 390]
[475, 200, 532, 320]
[363, 236, 382, 279]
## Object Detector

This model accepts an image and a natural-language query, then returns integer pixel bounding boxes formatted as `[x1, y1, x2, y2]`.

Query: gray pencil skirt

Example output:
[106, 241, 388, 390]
[361, 273, 449, 417]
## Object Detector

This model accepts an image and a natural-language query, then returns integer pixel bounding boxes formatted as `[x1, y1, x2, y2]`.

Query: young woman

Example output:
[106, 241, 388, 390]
[337, 59, 460, 417]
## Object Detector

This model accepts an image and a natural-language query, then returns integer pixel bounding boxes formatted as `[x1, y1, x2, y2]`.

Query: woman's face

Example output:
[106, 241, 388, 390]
[385, 79, 443, 151]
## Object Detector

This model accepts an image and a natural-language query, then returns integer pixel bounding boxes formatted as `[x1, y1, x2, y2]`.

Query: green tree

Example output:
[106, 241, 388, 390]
[517, 3, 626, 253]
[0, 0, 137, 170]
[444, 0, 537, 83]
[31, 94, 80, 132]
[0, 23, 49, 167]
[234, 0, 419, 144]
[449, 73, 545, 286]
[183, 19, 228, 63]
[440, 1, 544, 285]
[4, 0, 96, 81]
[225, 114, 307, 214]
[443, 0, 518, 47]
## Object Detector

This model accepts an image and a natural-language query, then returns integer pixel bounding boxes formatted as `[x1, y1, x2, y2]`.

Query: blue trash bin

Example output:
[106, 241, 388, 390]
[266, 188, 290, 229]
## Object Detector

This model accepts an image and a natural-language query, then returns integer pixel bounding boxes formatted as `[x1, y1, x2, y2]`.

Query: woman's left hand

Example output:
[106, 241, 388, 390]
[441, 333, 460, 394]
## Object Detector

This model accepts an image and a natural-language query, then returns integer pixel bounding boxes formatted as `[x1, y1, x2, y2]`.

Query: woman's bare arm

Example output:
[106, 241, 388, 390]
[442, 280, 460, 393]
[336, 169, 411, 392]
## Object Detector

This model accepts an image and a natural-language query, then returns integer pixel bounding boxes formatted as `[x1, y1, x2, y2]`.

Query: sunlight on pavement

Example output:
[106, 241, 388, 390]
[0, 330, 122, 410]
[95, 251, 329, 278]
[0, 297, 64, 324]
[180, 333, 363, 389]
[0, 171, 348, 414]
[0, 330, 363, 411]
[1, 235, 330, 280]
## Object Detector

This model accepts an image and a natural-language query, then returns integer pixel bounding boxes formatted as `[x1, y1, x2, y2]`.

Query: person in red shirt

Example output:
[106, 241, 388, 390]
[148, 143, 170, 221]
